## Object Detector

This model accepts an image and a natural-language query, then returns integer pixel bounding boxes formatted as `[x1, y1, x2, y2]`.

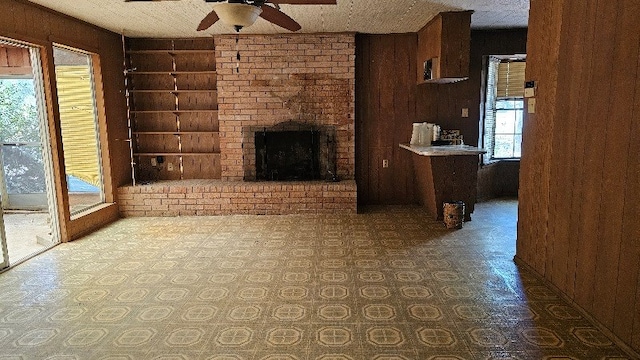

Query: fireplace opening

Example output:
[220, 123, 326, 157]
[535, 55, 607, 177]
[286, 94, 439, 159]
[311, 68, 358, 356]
[255, 130, 321, 181]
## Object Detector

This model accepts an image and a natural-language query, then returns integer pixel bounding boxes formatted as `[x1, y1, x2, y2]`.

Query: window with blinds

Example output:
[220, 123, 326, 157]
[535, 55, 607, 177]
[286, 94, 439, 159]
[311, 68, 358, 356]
[497, 61, 526, 98]
[482, 57, 526, 162]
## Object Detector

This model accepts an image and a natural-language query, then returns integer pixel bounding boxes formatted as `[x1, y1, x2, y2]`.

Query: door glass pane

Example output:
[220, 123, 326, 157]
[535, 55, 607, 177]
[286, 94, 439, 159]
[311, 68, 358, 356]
[0, 212, 7, 269]
[0, 78, 46, 196]
[0, 78, 39, 143]
[2, 145, 46, 195]
[0, 78, 48, 209]
[53, 46, 104, 215]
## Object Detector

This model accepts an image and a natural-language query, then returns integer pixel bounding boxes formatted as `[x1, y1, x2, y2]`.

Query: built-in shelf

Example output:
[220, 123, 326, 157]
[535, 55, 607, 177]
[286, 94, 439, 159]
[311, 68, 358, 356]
[127, 49, 214, 54]
[133, 131, 219, 135]
[125, 38, 220, 183]
[134, 152, 220, 156]
[130, 110, 218, 114]
[126, 71, 217, 75]
[129, 89, 217, 94]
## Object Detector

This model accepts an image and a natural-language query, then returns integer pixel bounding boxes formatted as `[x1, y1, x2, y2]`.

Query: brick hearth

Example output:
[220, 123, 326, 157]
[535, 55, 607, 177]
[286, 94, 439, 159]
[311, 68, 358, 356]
[118, 180, 356, 216]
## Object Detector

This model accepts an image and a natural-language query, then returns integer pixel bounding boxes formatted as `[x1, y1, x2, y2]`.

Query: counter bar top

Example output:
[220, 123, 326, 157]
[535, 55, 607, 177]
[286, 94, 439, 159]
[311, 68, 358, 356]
[399, 143, 486, 156]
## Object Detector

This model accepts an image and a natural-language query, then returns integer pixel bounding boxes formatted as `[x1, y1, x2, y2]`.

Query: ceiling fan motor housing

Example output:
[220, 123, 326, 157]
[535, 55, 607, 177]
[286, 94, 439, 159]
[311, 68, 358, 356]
[213, 3, 263, 28]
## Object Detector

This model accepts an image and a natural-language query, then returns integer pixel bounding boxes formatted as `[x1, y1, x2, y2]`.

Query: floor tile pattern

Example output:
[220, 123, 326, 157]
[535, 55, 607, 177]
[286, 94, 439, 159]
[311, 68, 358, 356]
[3, 212, 53, 264]
[0, 200, 632, 359]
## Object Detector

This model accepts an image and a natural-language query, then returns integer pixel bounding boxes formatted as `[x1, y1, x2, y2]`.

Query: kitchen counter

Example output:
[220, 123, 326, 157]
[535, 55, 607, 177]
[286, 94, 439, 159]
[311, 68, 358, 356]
[400, 143, 485, 221]
[399, 143, 486, 156]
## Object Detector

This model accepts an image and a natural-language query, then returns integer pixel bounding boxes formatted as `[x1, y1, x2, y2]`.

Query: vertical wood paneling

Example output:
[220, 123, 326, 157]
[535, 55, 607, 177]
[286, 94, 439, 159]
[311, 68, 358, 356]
[591, 0, 639, 329]
[572, 0, 617, 315]
[355, 34, 370, 204]
[615, 50, 640, 350]
[355, 34, 418, 205]
[628, 56, 640, 351]
[547, 0, 589, 298]
[517, 0, 564, 272]
[0, 46, 31, 75]
[518, 0, 640, 354]
[373, 35, 395, 204]
[392, 37, 417, 203]
[563, 0, 597, 300]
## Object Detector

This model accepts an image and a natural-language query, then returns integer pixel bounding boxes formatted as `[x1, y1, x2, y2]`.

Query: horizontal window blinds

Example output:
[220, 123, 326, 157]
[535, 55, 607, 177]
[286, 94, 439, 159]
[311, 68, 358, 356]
[55, 65, 101, 187]
[483, 57, 500, 163]
[497, 61, 526, 98]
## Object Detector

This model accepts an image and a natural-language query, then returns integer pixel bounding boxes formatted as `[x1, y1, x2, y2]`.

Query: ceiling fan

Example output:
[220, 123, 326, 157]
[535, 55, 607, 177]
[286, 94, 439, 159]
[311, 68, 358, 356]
[125, 0, 337, 32]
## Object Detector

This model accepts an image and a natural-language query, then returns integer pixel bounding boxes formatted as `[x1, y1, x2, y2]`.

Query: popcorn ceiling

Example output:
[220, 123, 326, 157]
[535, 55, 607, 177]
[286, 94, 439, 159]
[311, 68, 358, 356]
[26, 0, 529, 38]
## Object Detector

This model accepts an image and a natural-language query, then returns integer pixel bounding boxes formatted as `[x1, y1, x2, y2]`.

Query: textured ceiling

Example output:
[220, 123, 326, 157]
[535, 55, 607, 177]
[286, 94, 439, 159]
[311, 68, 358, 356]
[27, 0, 529, 38]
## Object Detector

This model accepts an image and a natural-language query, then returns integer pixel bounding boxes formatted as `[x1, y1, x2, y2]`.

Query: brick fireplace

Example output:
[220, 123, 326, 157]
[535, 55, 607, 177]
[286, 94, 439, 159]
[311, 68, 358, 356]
[118, 33, 357, 216]
[216, 34, 355, 181]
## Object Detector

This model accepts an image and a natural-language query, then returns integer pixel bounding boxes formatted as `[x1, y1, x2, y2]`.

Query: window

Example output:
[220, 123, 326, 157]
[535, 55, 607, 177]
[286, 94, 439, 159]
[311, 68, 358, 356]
[482, 57, 526, 162]
[52, 45, 105, 215]
[494, 99, 523, 158]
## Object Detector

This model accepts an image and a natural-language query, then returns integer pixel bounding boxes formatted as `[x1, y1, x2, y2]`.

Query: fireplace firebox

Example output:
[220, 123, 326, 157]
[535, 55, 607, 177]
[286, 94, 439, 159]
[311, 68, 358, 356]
[255, 130, 321, 181]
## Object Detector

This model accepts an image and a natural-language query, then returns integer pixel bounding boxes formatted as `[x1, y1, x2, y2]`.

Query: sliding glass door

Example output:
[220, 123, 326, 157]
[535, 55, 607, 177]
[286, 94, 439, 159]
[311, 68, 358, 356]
[0, 39, 59, 266]
[0, 209, 7, 270]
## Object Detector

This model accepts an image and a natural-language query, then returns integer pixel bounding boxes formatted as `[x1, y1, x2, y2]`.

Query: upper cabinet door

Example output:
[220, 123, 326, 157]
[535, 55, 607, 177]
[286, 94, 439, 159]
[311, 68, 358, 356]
[417, 11, 472, 84]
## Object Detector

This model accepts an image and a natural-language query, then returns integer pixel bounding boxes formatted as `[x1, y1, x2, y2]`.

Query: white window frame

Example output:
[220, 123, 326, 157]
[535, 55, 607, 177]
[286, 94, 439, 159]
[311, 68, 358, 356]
[481, 55, 526, 163]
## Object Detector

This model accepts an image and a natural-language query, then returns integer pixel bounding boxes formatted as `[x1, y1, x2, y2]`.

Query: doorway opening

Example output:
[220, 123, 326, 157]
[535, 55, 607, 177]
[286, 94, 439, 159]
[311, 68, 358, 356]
[0, 39, 60, 269]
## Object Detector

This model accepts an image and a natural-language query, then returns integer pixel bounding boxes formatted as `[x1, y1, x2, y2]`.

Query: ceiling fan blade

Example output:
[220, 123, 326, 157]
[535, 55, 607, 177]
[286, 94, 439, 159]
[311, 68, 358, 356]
[260, 5, 302, 31]
[269, 0, 336, 4]
[197, 10, 220, 31]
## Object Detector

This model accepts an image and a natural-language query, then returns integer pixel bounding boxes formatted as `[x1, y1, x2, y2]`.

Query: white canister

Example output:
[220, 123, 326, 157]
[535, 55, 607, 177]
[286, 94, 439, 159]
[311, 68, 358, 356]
[410, 123, 422, 145]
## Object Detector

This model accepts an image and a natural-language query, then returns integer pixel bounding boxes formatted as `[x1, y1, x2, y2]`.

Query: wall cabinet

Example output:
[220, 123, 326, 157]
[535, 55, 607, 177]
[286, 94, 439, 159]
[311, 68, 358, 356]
[125, 39, 220, 182]
[417, 11, 472, 84]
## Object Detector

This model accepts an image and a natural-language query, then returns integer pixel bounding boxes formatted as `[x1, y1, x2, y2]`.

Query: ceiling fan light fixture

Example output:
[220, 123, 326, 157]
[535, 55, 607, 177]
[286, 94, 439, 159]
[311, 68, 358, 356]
[214, 3, 263, 29]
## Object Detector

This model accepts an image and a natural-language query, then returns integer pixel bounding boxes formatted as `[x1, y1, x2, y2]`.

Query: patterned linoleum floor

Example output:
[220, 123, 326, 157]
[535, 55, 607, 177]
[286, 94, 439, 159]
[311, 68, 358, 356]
[0, 199, 632, 360]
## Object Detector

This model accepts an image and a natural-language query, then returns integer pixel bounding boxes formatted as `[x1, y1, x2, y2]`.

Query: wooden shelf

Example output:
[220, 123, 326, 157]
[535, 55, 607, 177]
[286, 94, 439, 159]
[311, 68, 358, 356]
[134, 152, 220, 156]
[129, 89, 217, 94]
[126, 38, 220, 182]
[131, 110, 218, 114]
[133, 131, 219, 135]
[173, 71, 216, 75]
[126, 71, 216, 75]
[127, 49, 214, 54]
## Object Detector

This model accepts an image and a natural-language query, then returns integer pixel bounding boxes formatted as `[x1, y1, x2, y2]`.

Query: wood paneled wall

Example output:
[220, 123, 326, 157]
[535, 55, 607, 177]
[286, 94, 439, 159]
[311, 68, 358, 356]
[477, 161, 520, 201]
[0, 45, 31, 75]
[356, 34, 418, 205]
[517, 0, 640, 353]
[0, 0, 129, 241]
[356, 30, 526, 205]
